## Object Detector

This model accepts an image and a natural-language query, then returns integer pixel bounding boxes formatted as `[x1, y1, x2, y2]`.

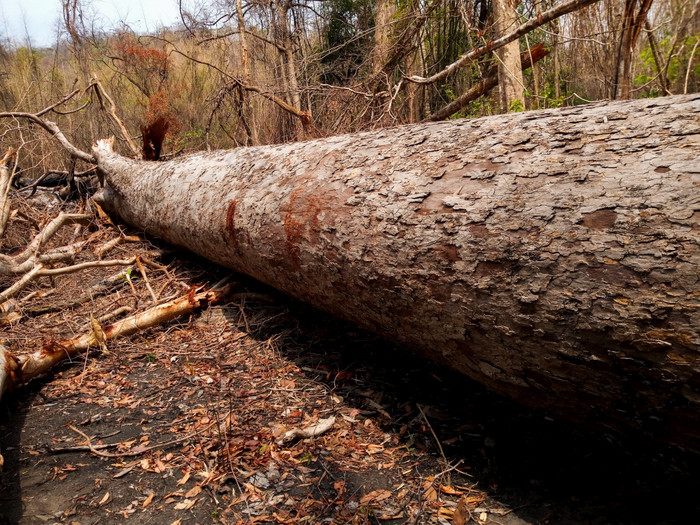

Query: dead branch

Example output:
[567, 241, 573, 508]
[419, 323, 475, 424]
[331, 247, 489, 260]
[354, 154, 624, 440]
[22, 266, 136, 315]
[0, 88, 96, 164]
[0, 279, 235, 401]
[424, 44, 550, 122]
[135, 256, 158, 305]
[0, 212, 91, 270]
[0, 148, 18, 237]
[408, 0, 599, 85]
[0, 258, 136, 305]
[276, 416, 336, 445]
[91, 77, 141, 157]
[151, 38, 313, 132]
[94, 234, 141, 258]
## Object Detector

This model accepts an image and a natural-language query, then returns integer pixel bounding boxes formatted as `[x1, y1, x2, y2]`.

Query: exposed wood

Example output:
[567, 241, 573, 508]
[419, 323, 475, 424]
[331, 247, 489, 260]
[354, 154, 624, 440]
[94, 95, 700, 452]
[0, 148, 17, 238]
[91, 77, 141, 157]
[0, 281, 233, 399]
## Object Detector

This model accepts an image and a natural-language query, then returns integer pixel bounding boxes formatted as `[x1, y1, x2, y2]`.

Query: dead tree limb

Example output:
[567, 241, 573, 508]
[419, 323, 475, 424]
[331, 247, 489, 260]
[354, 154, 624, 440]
[91, 77, 141, 157]
[0, 89, 96, 164]
[0, 111, 96, 164]
[0, 280, 234, 399]
[94, 95, 700, 452]
[0, 148, 18, 237]
[408, 0, 600, 86]
[424, 44, 550, 122]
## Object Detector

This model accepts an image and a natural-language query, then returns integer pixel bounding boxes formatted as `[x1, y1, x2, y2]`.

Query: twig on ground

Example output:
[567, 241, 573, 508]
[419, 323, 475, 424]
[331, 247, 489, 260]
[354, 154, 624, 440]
[417, 403, 450, 479]
[0, 280, 235, 400]
[276, 416, 336, 444]
[136, 256, 158, 305]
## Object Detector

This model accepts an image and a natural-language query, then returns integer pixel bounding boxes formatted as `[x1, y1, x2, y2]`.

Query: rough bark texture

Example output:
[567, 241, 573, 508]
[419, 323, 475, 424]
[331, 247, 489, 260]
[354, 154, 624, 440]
[95, 95, 700, 452]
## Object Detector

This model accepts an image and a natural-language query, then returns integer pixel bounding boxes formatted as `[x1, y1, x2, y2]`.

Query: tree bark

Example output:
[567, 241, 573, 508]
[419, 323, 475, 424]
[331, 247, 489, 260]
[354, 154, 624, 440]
[235, 0, 258, 146]
[373, 0, 396, 75]
[94, 95, 700, 452]
[612, 0, 654, 100]
[493, 0, 524, 112]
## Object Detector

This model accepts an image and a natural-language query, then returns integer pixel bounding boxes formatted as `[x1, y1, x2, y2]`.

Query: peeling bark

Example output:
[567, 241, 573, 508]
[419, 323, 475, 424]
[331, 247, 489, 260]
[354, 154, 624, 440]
[95, 95, 700, 452]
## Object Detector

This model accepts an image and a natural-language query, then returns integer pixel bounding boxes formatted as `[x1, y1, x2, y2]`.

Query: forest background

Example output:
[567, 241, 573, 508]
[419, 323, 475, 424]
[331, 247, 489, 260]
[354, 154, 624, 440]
[0, 0, 698, 180]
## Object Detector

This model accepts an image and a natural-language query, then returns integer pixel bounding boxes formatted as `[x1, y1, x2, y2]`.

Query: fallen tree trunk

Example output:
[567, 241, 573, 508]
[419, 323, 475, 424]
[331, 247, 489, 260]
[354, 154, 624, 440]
[94, 95, 700, 453]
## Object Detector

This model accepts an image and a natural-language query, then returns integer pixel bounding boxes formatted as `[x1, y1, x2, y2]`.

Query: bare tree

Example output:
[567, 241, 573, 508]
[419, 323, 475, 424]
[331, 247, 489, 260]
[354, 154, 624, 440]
[612, 0, 655, 99]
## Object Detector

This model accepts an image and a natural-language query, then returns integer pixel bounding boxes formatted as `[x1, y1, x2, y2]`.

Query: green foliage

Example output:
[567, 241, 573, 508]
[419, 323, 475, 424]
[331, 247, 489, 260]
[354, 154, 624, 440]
[179, 126, 206, 150]
[541, 81, 565, 108]
[634, 34, 699, 97]
[319, 0, 374, 83]
[509, 99, 524, 112]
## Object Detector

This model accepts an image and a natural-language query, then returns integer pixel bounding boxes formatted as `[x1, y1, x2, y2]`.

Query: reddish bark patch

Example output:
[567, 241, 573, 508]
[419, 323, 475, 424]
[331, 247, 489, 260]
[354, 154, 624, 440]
[469, 224, 490, 239]
[226, 200, 238, 247]
[284, 189, 305, 263]
[654, 166, 670, 173]
[475, 260, 511, 278]
[588, 262, 642, 286]
[582, 208, 617, 229]
[432, 244, 462, 262]
[284, 189, 325, 264]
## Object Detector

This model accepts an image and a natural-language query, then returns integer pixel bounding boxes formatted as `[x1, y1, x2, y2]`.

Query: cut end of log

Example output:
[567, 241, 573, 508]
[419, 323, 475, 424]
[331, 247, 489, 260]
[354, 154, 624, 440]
[93, 137, 115, 157]
[1, 147, 17, 167]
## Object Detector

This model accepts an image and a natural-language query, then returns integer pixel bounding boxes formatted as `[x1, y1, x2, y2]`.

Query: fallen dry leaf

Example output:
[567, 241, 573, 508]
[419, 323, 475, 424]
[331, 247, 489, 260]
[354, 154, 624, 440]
[452, 496, 469, 525]
[422, 481, 438, 502]
[359, 489, 392, 507]
[176, 471, 190, 486]
[185, 485, 202, 498]
[142, 492, 155, 509]
[99, 492, 110, 505]
[440, 484, 464, 495]
[173, 498, 198, 510]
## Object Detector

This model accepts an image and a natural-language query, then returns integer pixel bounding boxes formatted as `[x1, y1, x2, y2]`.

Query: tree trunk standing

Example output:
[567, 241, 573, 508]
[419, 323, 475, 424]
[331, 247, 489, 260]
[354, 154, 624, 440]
[275, 2, 305, 140]
[373, 0, 397, 75]
[612, 0, 654, 100]
[235, 0, 258, 146]
[644, 19, 670, 96]
[425, 44, 549, 122]
[95, 95, 700, 452]
[552, 16, 561, 100]
[493, 0, 524, 111]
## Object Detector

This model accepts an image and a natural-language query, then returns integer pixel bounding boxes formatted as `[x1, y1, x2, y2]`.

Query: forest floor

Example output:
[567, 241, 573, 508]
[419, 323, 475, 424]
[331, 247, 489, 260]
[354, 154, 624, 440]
[0, 190, 699, 525]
